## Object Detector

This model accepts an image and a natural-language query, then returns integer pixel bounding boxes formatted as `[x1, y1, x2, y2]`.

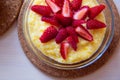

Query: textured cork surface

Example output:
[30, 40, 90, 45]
[18, 0, 120, 78]
[0, 0, 23, 35]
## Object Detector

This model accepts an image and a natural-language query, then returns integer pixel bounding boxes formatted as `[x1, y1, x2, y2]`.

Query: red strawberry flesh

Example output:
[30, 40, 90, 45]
[53, 0, 64, 7]
[71, 0, 82, 10]
[89, 4, 105, 19]
[66, 26, 79, 43]
[87, 19, 106, 29]
[31, 5, 52, 16]
[45, 0, 61, 13]
[73, 6, 89, 20]
[42, 16, 59, 26]
[72, 20, 86, 27]
[40, 26, 58, 43]
[67, 36, 77, 51]
[60, 42, 69, 59]
[55, 28, 68, 43]
[75, 25, 93, 41]
[55, 14, 72, 26]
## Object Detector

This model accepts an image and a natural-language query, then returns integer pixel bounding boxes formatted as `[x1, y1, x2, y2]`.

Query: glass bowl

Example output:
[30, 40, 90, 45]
[20, 0, 114, 70]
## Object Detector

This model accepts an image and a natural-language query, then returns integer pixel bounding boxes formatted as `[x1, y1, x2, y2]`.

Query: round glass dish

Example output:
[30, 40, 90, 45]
[21, 0, 114, 70]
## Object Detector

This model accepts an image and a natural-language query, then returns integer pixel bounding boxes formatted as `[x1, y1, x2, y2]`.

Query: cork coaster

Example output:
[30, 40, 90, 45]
[0, 0, 23, 35]
[18, 0, 120, 78]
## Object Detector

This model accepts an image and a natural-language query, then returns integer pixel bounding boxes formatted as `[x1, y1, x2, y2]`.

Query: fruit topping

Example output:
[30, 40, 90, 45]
[40, 26, 58, 43]
[53, 0, 64, 7]
[45, 0, 61, 13]
[55, 28, 68, 43]
[73, 6, 89, 20]
[31, 5, 52, 16]
[62, 0, 72, 17]
[75, 25, 93, 41]
[87, 19, 106, 29]
[67, 36, 77, 51]
[31, 0, 106, 59]
[60, 42, 69, 59]
[88, 4, 105, 19]
[71, 0, 82, 10]
[42, 16, 59, 26]
[72, 20, 86, 27]
[55, 14, 72, 26]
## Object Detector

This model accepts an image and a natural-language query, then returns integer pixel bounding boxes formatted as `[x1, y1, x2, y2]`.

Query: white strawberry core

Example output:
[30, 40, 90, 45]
[64, 42, 69, 54]
[74, 8, 88, 20]
[62, 0, 71, 17]
[46, 0, 60, 13]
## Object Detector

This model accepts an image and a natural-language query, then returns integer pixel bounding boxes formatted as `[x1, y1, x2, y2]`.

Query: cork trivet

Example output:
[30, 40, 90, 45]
[18, 0, 120, 78]
[0, 0, 23, 35]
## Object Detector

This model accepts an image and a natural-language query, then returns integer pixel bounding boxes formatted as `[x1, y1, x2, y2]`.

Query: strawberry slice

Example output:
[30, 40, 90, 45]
[31, 5, 52, 16]
[53, 0, 64, 7]
[87, 19, 106, 29]
[88, 4, 105, 19]
[67, 36, 77, 51]
[71, 0, 82, 10]
[55, 14, 72, 26]
[45, 0, 61, 13]
[72, 20, 86, 27]
[42, 16, 59, 26]
[62, 0, 72, 17]
[55, 28, 69, 44]
[40, 26, 58, 43]
[66, 26, 79, 43]
[73, 6, 89, 20]
[60, 42, 69, 59]
[75, 25, 93, 41]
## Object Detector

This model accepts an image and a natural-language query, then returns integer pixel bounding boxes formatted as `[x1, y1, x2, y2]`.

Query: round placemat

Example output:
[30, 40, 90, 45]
[18, 0, 120, 78]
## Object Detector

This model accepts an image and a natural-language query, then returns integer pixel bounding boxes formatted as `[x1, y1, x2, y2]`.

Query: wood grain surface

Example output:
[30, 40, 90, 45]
[18, 0, 120, 78]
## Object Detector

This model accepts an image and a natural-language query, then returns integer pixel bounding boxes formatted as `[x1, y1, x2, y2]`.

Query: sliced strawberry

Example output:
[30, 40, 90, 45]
[66, 26, 79, 43]
[75, 25, 93, 41]
[67, 36, 77, 51]
[45, 0, 61, 13]
[88, 4, 105, 19]
[40, 26, 58, 43]
[87, 19, 106, 29]
[31, 5, 52, 16]
[53, 0, 64, 7]
[55, 14, 72, 26]
[71, 0, 82, 10]
[62, 0, 72, 17]
[72, 20, 86, 27]
[73, 6, 89, 20]
[55, 28, 69, 44]
[60, 42, 69, 59]
[42, 16, 59, 26]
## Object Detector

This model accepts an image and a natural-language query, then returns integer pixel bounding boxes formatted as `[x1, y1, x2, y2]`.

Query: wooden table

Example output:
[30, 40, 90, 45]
[0, 0, 120, 80]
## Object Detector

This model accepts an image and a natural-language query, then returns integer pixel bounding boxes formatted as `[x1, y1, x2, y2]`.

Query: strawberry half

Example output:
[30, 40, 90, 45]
[55, 14, 72, 26]
[88, 4, 105, 19]
[53, 0, 64, 7]
[60, 42, 69, 59]
[75, 25, 93, 41]
[66, 26, 79, 43]
[42, 16, 59, 26]
[55, 28, 69, 44]
[45, 0, 61, 13]
[40, 26, 58, 43]
[31, 5, 52, 16]
[72, 20, 86, 27]
[71, 0, 82, 10]
[73, 6, 89, 20]
[67, 36, 77, 51]
[62, 0, 72, 17]
[87, 19, 106, 29]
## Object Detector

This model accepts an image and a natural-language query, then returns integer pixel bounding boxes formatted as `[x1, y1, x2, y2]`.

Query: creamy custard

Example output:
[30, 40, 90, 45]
[27, 0, 106, 64]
